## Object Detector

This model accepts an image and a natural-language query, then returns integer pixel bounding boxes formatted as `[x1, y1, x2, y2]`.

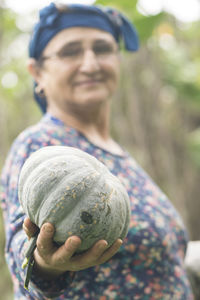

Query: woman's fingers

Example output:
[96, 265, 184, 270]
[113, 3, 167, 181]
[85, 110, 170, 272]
[63, 236, 82, 257]
[70, 239, 122, 271]
[36, 223, 55, 256]
[87, 240, 108, 261]
[69, 240, 107, 269]
[52, 236, 82, 267]
[23, 217, 39, 239]
[31, 224, 123, 274]
[97, 239, 123, 264]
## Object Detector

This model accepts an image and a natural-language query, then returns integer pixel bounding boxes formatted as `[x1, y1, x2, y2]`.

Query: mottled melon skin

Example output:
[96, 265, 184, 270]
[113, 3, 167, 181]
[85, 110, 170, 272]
[18, 146, 131, 253]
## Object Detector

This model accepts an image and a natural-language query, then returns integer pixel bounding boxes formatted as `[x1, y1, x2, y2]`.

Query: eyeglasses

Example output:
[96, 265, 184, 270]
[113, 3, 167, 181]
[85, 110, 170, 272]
[39, 40, 118, 63]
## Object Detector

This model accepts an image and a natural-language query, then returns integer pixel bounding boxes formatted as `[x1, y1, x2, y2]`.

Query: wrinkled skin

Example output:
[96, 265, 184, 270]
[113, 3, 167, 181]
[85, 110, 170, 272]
[23, 217, 122, 279]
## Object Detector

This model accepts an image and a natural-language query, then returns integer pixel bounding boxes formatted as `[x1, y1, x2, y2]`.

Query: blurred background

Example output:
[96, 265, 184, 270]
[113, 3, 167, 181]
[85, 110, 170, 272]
[1, 0, 200, 299]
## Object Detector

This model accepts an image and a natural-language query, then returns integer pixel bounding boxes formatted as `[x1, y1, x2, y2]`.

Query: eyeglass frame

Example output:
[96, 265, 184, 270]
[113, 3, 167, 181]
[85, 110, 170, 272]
[37, 39, 120, 65]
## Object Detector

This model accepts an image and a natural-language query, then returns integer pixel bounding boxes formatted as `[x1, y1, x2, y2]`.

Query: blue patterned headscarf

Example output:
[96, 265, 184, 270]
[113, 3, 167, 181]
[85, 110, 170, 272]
[29, 2, 139, 112]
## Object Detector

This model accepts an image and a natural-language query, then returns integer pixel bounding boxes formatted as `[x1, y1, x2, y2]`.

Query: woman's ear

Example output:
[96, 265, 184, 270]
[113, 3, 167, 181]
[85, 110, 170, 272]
[27, 58, 42, 83]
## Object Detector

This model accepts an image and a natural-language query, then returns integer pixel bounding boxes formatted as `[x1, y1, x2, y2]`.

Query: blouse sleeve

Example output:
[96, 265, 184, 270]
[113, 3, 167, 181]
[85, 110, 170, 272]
[0, 134, 75, 299]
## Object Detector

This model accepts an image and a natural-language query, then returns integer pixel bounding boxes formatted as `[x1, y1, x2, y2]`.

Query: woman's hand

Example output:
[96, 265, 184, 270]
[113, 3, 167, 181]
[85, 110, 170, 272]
[23, 217, 122, 279]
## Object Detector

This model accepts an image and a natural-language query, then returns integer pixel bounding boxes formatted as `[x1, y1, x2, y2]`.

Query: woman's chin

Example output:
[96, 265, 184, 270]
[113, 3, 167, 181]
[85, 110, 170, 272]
[74, 91, 110, 105]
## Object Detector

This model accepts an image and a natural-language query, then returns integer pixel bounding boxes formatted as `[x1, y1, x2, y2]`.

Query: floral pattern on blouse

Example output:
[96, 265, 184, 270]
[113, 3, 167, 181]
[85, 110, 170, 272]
[0, 113, 193, 299]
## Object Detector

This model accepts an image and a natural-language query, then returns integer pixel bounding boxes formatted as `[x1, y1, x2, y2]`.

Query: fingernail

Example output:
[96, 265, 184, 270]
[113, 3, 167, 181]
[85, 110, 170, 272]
[44, 224, 53, 233]
[99, 241, 108, 250]
[69, 238, 79, 247]
[23, 223, 28, 231]
[69, 238, 75, 245]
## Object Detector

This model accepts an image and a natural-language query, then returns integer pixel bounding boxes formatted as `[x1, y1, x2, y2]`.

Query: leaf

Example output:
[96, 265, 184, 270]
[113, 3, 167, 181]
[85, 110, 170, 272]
[95, 0, 138, 13]
[134, 13, 165, 42]
[94, 0, 165, 43]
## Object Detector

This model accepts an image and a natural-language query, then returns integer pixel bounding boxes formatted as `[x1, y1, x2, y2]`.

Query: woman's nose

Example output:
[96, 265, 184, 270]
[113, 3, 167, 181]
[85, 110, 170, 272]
[79, 49, 100, 73]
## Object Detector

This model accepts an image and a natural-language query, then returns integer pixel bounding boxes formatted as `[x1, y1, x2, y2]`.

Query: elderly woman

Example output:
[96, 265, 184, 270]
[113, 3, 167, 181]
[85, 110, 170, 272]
[0, 2, 193, 300]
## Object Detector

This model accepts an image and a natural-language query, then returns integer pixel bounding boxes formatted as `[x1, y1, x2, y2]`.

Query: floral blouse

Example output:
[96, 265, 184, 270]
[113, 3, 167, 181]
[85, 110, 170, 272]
[0, 113, 193, 299]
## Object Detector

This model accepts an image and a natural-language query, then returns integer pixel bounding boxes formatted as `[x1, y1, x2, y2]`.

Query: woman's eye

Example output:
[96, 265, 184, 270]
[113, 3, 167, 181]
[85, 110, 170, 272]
[94, 44, 114, 55]
[59, 48, 82, 57]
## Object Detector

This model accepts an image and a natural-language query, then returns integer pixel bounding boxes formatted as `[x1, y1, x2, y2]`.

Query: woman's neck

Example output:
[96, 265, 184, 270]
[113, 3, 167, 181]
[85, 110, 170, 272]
[47, 103, 124, 156]
[48, 101, 110, 139]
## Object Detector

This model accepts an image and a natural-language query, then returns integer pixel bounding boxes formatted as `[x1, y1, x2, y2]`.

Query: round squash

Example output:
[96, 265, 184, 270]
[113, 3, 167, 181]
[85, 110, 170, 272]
[18, 146, 131, 253]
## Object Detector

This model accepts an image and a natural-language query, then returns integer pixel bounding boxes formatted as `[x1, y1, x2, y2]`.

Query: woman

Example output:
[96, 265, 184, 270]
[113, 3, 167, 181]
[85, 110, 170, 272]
[0, 3, 193, 299]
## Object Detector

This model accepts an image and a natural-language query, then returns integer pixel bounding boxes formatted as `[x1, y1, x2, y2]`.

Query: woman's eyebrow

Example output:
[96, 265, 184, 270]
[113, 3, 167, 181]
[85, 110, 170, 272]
[59, 41, 82, 49]
[54, 39, 115, 55]
[94, 39, 114, 45]
[59, 39, 113, 48]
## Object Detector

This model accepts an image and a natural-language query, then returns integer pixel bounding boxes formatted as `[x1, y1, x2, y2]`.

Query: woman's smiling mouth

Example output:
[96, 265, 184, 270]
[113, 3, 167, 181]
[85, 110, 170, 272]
[74, 79, 104, 87]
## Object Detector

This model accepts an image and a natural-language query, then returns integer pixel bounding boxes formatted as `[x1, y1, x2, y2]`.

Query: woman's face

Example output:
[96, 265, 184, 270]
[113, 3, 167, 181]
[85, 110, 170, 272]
[35, 27, 120, 113]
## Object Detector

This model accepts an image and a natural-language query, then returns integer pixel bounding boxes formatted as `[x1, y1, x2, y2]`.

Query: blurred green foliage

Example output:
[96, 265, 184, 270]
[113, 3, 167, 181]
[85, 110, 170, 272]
[1, 0, 200, 299]
[95, 0, 166, 43]
[188, 129, 200, 167]
[95, 0, 200, 167]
